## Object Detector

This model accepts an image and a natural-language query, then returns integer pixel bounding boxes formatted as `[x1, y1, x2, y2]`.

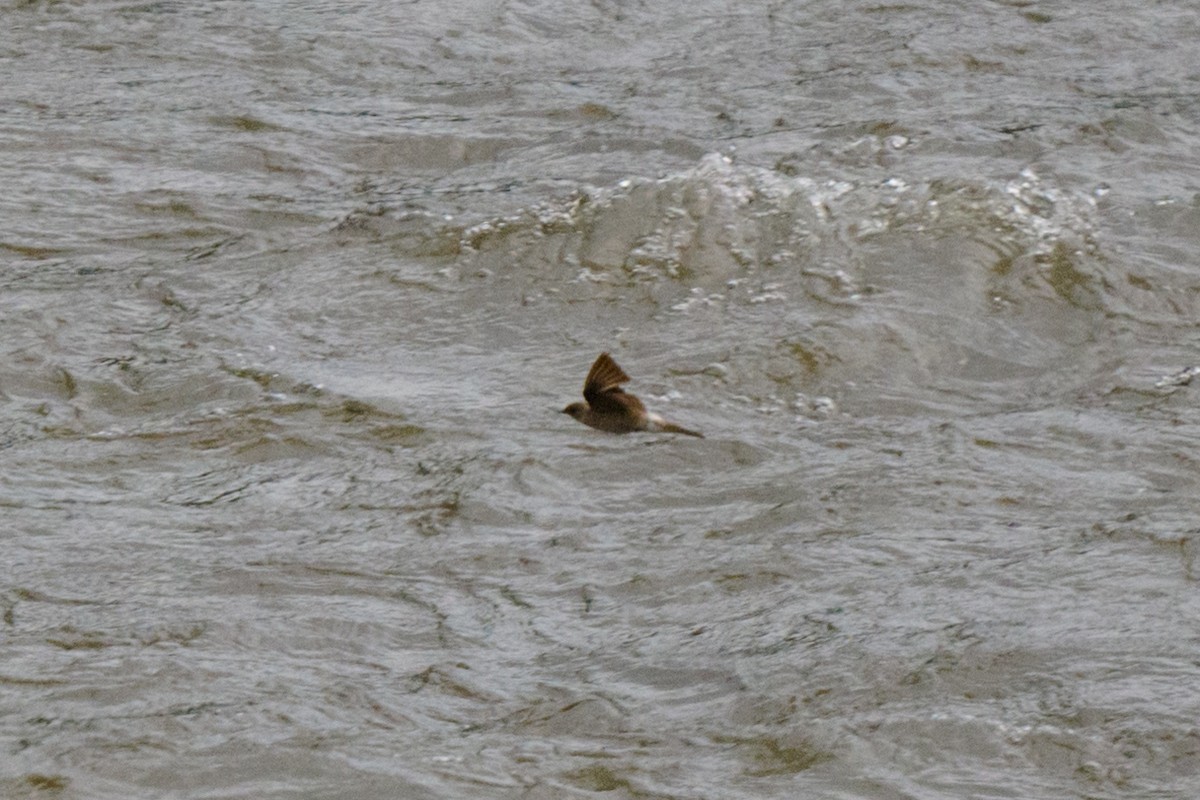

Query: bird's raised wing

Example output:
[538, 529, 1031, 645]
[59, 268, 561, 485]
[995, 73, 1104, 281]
[582, 353, 646, 416]
[582, 352, 630, 402]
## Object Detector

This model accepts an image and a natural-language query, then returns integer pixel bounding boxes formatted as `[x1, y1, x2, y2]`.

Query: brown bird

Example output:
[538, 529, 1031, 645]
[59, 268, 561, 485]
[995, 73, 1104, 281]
[561, 352, 703, 437]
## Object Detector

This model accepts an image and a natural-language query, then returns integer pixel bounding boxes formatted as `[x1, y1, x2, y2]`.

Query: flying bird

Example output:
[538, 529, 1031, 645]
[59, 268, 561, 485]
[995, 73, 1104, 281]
[561, 352, 703, 437]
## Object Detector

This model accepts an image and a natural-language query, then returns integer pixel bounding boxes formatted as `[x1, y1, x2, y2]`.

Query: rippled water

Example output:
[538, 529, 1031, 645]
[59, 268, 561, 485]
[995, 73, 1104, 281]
[4, 1, 1200, 798]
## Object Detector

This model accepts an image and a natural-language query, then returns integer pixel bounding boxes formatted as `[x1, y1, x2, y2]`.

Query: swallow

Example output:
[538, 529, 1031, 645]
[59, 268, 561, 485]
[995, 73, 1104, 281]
[561, 352, 703, 437]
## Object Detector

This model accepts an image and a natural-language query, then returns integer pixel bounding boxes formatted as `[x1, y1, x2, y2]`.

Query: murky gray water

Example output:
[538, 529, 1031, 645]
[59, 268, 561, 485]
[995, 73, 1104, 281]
[4, 1, 1200, 798]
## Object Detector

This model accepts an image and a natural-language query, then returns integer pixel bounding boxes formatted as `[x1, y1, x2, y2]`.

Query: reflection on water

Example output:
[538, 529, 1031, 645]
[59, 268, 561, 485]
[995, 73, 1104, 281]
[4, 1, 1200, 798]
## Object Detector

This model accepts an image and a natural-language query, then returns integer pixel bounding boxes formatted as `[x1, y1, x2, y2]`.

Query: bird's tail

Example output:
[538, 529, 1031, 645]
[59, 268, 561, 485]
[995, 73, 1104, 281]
[659, 421, 704, 438]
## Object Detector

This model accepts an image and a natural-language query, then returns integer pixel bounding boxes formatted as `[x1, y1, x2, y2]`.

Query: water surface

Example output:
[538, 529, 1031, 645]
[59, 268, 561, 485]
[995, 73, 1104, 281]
[3, 1, 1200, 798]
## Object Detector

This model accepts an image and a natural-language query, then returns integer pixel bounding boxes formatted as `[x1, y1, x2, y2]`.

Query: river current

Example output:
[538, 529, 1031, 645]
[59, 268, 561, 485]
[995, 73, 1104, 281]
[3, 2, 1200, 798]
